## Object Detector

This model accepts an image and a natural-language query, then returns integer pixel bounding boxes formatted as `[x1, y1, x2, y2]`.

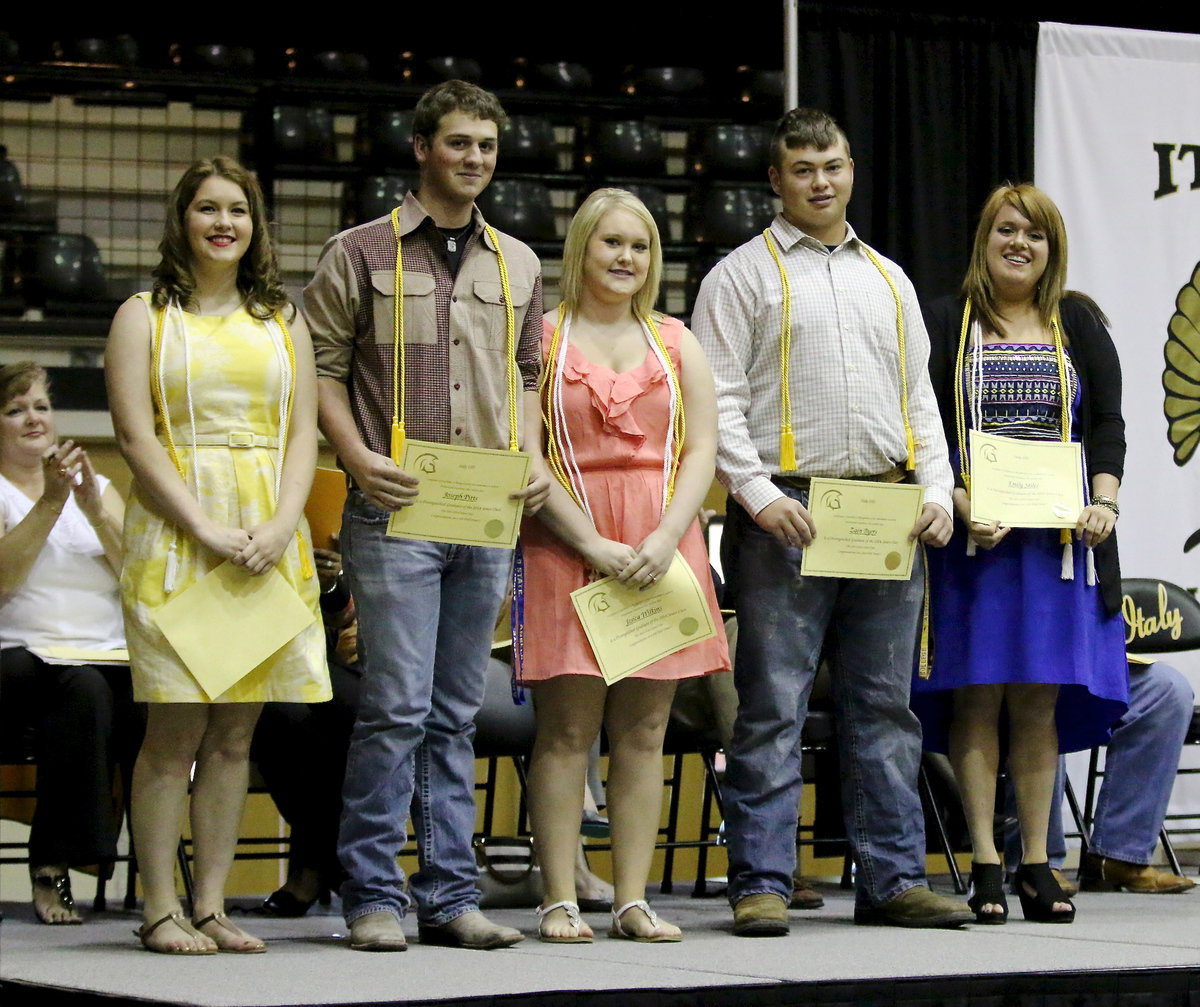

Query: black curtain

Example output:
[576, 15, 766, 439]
[786, 8, 1037, 302]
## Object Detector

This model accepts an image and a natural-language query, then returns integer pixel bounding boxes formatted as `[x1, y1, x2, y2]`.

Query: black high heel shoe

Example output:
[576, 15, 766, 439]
[1015, 862, 1075, 923]
[256, 887, 317, 918]
[967, 862, 1008, 924]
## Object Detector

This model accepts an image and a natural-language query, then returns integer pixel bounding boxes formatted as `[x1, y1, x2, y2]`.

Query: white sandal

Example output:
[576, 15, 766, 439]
[535, 900, 593, 944]
[608, 899, 682, 942]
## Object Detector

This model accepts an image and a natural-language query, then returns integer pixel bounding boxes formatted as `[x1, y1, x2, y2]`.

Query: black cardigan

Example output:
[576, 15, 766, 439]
[922, 293, 1126, 616]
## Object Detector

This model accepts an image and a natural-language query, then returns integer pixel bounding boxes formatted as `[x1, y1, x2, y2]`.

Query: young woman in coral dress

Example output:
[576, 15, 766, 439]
[522, 189, 729, 944]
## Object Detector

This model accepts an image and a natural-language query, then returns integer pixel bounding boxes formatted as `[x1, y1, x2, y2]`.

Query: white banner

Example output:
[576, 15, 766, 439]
[1036, 21, 1200, 848]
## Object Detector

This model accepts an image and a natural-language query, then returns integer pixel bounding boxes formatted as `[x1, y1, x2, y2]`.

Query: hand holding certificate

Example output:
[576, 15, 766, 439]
[969, 431, 1083, 528]
[800, 477, 926, 580]
[385, 439, 531, 549]
[570, 552, 717, 685]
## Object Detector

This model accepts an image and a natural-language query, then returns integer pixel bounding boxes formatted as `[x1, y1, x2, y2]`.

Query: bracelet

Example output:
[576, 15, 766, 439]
[1091, 495, 1120, 517]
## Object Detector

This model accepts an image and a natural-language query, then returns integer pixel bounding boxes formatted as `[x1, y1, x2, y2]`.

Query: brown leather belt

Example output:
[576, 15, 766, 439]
[773, 464, 907, 491]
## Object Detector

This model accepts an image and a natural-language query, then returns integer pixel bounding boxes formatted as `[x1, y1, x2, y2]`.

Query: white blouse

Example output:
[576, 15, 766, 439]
[0, 472, 126, 652]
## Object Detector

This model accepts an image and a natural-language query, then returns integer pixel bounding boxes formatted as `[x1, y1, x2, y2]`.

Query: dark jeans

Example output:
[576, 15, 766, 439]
[0, 648, 143, 868]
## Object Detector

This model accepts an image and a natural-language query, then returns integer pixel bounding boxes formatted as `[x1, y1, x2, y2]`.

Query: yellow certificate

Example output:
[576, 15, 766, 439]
[800, 477, 925, 580]
[969, 431, 1083, 528]
[385, 439, 531, 549]
[153, 560, 315, 700]
[569, 552, 717, 686]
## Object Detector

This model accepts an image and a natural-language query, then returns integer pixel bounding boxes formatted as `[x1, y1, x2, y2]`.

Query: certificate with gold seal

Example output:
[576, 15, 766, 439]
[386, 439, 531, 549]
[800, 477, 925, 580]
[969, 431, 1083, 529]
[569, 552, 717, 685]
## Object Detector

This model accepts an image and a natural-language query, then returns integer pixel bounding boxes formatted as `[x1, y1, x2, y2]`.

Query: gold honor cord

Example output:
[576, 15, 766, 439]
[389, 210, 521, 461]
[858, 245, 917, 472]
[541, 310, 686, 512]
[951, 298, 1072, 544]
[761, 230, 797, 471]
[762, 230, 917, 473]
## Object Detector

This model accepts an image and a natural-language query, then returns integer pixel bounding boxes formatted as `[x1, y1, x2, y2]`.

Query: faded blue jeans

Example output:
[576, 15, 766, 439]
[1004, 661, 1194, 867]
[723, 489, 929, 908]
[337, 491, 510, 925]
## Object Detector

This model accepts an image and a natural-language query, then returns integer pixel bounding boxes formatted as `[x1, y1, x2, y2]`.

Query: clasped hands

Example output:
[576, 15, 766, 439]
[582, 527, 675, 590]
[41, 440, 105, 525]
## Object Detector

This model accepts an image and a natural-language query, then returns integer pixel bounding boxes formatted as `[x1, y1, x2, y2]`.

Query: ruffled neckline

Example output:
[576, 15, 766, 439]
[561, 341, 668, 444]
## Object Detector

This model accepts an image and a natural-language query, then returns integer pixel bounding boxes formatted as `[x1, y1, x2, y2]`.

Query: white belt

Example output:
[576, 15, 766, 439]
[187, 432, 279, 449]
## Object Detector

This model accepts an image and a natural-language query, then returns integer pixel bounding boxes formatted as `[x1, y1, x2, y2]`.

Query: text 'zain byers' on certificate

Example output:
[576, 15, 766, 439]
[385, 439, 531, 549]
[569, 551, 717, 686]
[969, 430, 1083, 529]
[800, 477, 926, 580]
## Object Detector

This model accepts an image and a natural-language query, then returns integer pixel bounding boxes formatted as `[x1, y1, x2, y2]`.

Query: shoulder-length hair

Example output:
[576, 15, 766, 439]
[963, 182, 1068, 337]
[151, 157, 287, 320]
[559, 188, 662, 319]
[0, 361, 49, 410]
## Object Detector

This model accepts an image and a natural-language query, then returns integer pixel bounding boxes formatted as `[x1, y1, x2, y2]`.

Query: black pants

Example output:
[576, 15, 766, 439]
[0, 648, 144, 868]
[251, 657, 361, 887]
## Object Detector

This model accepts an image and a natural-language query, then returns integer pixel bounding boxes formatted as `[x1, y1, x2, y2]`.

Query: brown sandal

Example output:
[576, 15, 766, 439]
[135, 913, 218, 954]
[193, 912, 267, 953]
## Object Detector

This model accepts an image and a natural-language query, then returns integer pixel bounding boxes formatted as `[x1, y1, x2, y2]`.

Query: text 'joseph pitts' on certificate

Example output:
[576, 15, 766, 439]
[969, 431, 1083, 529]
[385, 439, 531, 549]
[800, 477, 926, 580]
[569, 552, 717, 685]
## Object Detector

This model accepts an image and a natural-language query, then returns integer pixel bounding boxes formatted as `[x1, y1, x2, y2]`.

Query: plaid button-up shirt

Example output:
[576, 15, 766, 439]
[305, 191, 543, 457]
[692, 215, 953, 517]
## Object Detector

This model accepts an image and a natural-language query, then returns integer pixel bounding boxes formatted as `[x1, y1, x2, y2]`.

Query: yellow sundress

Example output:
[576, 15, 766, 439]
[120, 293, 330, 703]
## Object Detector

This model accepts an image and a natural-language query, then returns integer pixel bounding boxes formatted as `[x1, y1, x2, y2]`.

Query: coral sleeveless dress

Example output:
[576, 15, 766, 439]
[120, 294, 329, 703]
[519, 315, 730, 682]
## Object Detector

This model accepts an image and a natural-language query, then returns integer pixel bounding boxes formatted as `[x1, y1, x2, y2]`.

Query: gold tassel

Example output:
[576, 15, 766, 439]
[297, 529, 314, 580]
[779, 426, 797, 472]
[917, 546, 932, 679]
[905, 428, 917, 471]
[390, 420, 405, 465]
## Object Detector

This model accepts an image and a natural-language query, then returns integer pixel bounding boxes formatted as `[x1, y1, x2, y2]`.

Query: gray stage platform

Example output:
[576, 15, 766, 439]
[2, 884, 1198, 1006]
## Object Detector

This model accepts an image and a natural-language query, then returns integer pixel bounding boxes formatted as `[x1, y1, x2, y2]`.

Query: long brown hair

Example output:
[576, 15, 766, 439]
[151, 157, 287, 320]
[962, 182, 1068, 338]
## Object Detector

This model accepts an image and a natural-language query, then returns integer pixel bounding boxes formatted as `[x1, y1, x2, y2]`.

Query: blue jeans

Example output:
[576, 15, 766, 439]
[1005, 662, 1194, 866]
[337, 492, 511, 925]
[722, 490, 928, 907]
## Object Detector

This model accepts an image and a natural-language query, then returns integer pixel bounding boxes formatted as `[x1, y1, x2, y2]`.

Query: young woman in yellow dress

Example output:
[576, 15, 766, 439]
[106, 157, 329, 954]
[522, 189, 729, 943]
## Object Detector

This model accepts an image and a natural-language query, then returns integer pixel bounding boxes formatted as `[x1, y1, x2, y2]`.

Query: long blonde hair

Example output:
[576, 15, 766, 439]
[559, 188, 662, 317]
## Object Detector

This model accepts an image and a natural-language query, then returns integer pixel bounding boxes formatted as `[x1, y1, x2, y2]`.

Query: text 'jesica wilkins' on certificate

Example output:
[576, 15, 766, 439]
[570, 552, 717, 685]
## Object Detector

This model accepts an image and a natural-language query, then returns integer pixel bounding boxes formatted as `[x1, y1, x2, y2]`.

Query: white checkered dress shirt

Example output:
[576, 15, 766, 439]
[692, 215, 953, 518]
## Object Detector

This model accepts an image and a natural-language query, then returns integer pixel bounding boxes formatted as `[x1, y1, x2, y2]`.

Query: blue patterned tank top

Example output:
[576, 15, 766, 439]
[964, 343, 1080, 442]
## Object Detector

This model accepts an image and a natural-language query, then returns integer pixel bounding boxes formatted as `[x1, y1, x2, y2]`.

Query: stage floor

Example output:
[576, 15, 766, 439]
[2, 882, 1198, 1007]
